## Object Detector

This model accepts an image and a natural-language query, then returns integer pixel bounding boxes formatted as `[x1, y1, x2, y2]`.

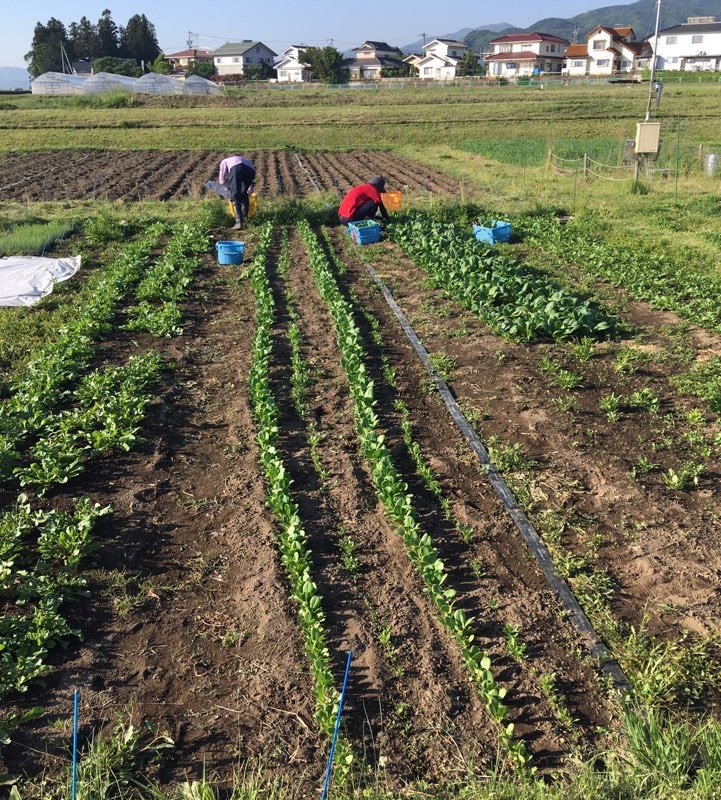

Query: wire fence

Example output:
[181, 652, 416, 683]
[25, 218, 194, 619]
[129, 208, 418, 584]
[549, 150, 692, 181]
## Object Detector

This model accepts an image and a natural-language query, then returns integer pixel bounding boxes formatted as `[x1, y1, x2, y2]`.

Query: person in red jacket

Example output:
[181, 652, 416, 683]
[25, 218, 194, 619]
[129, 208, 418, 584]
[338, 176, 389, 225]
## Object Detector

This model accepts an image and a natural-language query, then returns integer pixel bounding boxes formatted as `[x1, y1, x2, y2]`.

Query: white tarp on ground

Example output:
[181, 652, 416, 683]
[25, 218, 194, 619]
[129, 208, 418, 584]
[0, 255, 81, 307]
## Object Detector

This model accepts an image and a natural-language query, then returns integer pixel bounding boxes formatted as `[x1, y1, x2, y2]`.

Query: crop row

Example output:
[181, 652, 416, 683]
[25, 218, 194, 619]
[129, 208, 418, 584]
[246, 223, 352, 776]
[126, 223, 210, 337]
[1, 223, 211, 734]
[0, 225, 165, 464]
[516, 214, 721, 334]
[391, 216, 614, 342]
[297, 220, 532, 769]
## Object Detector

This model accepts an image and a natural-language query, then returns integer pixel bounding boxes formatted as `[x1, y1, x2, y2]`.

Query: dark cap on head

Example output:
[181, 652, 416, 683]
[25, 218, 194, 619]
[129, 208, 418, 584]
[369, 175, 386, 191]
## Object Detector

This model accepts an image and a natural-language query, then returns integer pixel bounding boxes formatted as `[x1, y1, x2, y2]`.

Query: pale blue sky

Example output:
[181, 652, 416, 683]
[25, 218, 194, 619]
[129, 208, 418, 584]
[4, 0, 612, 68]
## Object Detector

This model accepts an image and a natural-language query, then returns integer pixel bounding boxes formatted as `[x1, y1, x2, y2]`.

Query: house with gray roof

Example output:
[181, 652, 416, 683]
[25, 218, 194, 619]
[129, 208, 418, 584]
[212, 41, 277, 76]
[346, 41, 406, 80]
[651, 16, 721, 71]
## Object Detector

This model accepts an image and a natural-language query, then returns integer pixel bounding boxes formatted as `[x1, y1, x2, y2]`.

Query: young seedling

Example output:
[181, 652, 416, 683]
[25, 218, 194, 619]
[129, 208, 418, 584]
[503, 623, 528, 661]
[552, 369, 584, 391]
[538, 672, 576, 730]
[599, 392, 623, 422]
[551, 395, 577, 413]
[338, 529, 360, 577]
[570, 336, 595, 363]
[428, 352, 456, 382]
[628, 387, 660, 414]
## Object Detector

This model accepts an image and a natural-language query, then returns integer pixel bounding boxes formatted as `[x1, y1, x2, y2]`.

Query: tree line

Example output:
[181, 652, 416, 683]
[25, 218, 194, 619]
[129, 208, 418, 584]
[25, 9, 164, 77]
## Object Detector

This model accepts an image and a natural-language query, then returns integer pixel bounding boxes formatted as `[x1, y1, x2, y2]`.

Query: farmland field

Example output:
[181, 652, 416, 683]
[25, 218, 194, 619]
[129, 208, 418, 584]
[1, 84, 721, 799]
[0, 150, 460, 201]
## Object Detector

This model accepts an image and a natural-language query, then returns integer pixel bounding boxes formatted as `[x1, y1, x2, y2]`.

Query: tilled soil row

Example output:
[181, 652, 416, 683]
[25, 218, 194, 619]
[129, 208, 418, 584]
[336, 232, 721, 671]
[0, 150, 459, 202]
[321, 228, 612, 753]
[3, 252, 323, 786]
[272, 227, 496, 779]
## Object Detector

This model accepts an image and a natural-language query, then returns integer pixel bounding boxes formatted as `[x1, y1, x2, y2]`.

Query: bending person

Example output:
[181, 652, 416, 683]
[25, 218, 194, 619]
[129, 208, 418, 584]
[338, 176, 389, 225]
[219, 155, 256, 229]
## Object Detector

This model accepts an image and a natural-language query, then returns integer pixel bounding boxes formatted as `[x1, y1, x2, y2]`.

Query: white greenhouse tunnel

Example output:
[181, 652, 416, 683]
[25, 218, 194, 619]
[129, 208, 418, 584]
[31, 71, 219, 95]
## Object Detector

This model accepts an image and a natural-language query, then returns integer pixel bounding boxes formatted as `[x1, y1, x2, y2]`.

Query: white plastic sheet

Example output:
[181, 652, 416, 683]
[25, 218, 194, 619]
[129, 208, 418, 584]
[0, 255, 81, 307]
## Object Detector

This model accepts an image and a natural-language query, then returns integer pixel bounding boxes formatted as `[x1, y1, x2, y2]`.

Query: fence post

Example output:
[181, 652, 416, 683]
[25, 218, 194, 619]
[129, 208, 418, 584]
[583, 153, 589, 178]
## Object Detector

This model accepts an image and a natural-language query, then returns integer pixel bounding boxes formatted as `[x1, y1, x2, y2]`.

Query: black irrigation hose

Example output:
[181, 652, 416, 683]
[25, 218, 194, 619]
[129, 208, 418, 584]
[364, 261, 630, 693]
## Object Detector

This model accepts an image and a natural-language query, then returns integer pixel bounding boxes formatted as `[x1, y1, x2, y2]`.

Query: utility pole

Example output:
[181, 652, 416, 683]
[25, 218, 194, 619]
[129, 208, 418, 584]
[645, 0, 662, 121]
[419, 32, 427, 48]
[60, 41, 73, 74]
[186, 30, 197, 50]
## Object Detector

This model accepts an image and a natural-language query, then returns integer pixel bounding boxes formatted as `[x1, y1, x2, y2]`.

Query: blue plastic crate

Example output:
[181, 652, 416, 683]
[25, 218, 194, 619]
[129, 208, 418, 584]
[473, 221, 512, 245]
[348, 220, 382, 245]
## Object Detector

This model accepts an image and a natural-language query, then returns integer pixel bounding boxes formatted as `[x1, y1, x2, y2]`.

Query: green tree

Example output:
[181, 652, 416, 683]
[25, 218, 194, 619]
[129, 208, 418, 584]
[24, 18, 73, 77]
[96, 9, 120, 57]
[244, 62, 275, 80]
[149, 53, 172, 74]
[121, 14, 160, 65]
[69, 16, 101, 60]
[300, 46, 348, 83]
[92, 56, 141, 76]
[456, 50, 483, 76]
[186, 60, 215, 79]
[380, 64, 412, 78]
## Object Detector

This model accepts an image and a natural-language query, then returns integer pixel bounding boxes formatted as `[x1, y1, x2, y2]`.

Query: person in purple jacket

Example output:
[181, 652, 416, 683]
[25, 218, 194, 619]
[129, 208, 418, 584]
[219, 155, 256, 229]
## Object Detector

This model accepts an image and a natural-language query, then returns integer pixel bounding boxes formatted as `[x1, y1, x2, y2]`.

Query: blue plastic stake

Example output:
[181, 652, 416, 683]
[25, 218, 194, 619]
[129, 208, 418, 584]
[320, 651, 352, 800]
[71, 689, 79, 800]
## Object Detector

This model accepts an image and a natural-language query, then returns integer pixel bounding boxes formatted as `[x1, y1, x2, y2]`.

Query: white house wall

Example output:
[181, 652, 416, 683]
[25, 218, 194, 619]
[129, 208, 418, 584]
[215, 45, 276, 75]
[565, 58, 588, 75]
[655, 29, 721, 69]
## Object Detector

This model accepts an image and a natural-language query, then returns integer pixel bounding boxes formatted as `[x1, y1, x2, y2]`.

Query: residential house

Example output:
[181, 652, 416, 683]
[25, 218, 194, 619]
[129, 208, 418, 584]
[212, 41, 277, 76]
[164, 48, 213, 73]
[71, 60, 92, 75]
[402, 52, 424, 75]
[416, 39, 470, 80]
[563, 26, 649, 76]
[652, 16, 721, 71]
[346, 41, 406, 80]
[486, 32, 568, 77]
[274, 46, 312, 82]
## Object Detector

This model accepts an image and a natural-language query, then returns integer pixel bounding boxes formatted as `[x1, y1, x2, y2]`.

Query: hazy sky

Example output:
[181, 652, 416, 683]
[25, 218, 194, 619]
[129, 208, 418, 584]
[5, 0, 623, 68]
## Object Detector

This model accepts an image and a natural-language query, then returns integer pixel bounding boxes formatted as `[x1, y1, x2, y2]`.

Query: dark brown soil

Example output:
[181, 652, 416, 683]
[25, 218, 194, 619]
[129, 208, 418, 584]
[3, 219, 719, 791]
[0, 150, 459, 202]
[334, 233, 721, 648]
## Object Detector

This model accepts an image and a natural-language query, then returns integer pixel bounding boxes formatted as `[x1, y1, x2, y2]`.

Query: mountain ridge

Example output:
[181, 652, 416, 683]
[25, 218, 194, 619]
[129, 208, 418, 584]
[0, 67, 30, 91]
[463, 0, 721, 51]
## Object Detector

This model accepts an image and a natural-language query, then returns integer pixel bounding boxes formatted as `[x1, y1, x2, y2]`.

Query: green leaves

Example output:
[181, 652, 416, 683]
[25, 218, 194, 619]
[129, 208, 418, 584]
[247, 222, 342, 746]
[391, 215, 615, 343]
[298, 218, 531, 771]
[0, 496, 111, 699]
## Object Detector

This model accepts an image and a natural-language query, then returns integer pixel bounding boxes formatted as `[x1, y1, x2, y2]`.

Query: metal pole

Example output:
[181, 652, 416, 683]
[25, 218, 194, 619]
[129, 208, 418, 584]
[71, 690, 80, 800]
[645, 0, 662, 121]
[321, 652, 352, 800]
[573, 166, 578, 213]
[674, 115, 680, 202]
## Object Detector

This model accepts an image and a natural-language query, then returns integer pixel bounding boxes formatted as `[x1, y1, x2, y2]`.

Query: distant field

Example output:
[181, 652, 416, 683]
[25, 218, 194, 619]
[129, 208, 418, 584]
[1, 83, 720, 151]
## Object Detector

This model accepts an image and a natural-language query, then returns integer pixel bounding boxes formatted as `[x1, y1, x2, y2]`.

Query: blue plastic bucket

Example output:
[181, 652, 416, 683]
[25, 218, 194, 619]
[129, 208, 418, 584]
[216, 240, 245, 265]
